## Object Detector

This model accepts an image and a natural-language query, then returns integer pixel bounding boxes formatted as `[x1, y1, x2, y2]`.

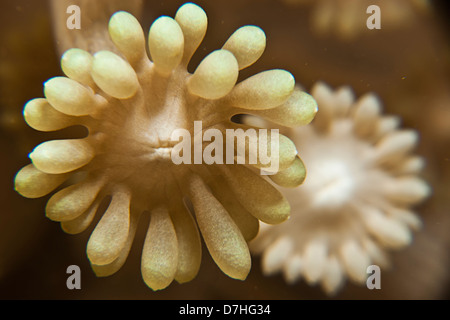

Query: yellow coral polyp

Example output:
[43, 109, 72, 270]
[14, 2, 317, 290]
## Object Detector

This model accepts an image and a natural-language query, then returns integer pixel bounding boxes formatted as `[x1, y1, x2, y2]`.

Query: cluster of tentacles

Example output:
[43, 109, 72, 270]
[281, 0, 430, 40]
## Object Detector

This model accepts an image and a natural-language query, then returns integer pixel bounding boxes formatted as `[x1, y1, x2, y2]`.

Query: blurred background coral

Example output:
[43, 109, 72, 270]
[0, 0, 449, 299]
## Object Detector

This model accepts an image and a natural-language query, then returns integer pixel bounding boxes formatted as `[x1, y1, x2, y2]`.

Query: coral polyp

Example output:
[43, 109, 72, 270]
[250, 82, 430, 295]
[281, 0, 431, 40]
[14, 3, 317, 290]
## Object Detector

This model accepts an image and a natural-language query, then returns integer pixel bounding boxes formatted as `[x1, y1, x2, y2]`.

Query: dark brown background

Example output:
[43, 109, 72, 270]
[0, 0, 449, 299]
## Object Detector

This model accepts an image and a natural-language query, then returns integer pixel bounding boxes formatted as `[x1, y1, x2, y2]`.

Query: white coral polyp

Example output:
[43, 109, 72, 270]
[250, 82, 430, 295]
[14, 3, 317, 291]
